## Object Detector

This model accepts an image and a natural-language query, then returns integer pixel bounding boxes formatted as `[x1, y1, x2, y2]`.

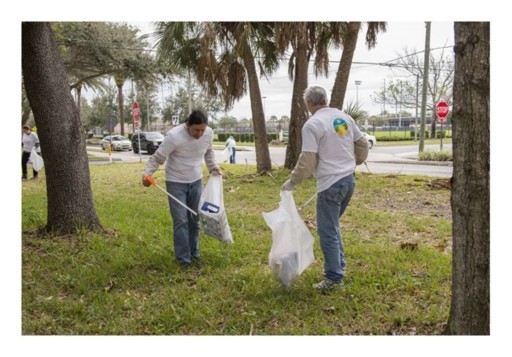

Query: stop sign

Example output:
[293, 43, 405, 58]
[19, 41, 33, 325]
[132, 102, 140, 127]
[436, 101, 449, 123]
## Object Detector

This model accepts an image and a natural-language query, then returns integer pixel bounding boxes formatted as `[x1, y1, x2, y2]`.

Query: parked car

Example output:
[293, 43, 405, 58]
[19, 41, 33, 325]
[363, 132, 377, 149]
[131, 131, 165, 154]
[101, 135, 132, 151]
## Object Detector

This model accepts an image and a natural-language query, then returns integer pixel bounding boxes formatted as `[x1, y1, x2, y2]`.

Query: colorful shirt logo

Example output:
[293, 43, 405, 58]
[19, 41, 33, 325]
[333, 118, 349, 136]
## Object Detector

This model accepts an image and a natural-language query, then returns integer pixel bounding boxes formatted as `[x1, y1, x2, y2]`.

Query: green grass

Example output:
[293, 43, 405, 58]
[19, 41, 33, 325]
[22, 164, 452, 335]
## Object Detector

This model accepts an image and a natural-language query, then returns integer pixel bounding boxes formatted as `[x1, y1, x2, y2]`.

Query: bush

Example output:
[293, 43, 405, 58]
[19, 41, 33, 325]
[419, 150, 453, 161]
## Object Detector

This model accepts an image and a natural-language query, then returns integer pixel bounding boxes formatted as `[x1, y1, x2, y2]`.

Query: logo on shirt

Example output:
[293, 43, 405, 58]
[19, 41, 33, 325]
[333, 118, 349, 136]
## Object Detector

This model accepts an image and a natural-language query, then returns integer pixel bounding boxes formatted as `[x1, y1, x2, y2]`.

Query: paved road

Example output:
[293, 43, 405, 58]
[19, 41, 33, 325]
[88, 143, 452, 178]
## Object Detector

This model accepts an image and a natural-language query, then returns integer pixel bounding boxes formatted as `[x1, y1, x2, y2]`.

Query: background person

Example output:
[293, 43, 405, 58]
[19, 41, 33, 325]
[142, 110, 222, 268]
[225, 135, 237, 164]
[22, 125, 40, 180]
[282, 85, 369, 291]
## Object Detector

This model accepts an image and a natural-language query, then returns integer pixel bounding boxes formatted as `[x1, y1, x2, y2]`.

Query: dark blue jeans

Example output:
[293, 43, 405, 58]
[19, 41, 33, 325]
[229, 147, 236, 164]
[316, 174, 355, 283]
[22, 151, 38, 179]
[165, 179, 202, 266]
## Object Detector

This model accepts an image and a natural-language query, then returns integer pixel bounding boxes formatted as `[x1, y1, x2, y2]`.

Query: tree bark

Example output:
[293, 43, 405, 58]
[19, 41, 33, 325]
[284, 24, 310, 169]
[330, 22, 361, 110]
[22, 22, 102, 234]
[446, 22, 490, 335]
[243, 51, 272, 173]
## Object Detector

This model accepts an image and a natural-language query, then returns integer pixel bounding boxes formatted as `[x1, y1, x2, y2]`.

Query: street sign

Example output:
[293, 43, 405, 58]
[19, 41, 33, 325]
[132, 102, 140, 128]
[436, 100, 449, 123]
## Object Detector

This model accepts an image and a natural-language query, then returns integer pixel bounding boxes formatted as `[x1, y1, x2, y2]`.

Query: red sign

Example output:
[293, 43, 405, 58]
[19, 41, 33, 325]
[132, 102, 140, 127]
[436, 101, 449, 123]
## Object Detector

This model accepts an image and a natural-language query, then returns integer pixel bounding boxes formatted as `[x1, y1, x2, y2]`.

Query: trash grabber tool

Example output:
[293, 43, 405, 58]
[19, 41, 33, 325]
[144, 176, 197, 216]
[298, 193, 317, 213]
[364, 161, 372, 174]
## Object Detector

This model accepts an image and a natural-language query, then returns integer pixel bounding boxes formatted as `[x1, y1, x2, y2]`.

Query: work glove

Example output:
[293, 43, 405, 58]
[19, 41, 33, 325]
[281, 179, 295, 191]
[34, 142, 40, 148]
[142, 174, 152, 187]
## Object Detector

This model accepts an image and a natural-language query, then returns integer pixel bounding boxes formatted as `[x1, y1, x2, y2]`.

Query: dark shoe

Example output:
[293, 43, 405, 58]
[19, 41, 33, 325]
[179, 262, 191, 270]
[31, 176, 38, 180]
[313, 278, 344, 291]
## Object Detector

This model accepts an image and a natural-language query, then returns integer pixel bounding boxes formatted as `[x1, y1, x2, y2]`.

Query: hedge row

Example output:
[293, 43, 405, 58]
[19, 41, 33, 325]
[217, 133, 279, 143]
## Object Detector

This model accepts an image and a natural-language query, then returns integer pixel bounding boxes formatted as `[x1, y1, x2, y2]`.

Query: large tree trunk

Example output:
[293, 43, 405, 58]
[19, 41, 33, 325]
[284, 24, 310, 169]
[446, 22, 489, 335]
[22, 22, 102, 234]
[243, 51, 272, 173]
[330, 22, 361, 110]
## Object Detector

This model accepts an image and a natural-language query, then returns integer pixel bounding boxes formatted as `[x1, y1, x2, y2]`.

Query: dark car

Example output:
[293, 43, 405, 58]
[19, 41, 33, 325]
[131, 131, 165, 154]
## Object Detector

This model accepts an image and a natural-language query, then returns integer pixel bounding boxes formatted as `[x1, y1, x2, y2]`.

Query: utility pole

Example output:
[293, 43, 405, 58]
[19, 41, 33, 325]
[419, 22, 431, 153]
[415, 74, 419, 141]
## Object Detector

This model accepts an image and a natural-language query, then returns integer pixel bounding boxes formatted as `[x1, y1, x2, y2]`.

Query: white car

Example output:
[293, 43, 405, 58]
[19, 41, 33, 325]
[101, 135, 132, 151]
[363, 132, 377, 149]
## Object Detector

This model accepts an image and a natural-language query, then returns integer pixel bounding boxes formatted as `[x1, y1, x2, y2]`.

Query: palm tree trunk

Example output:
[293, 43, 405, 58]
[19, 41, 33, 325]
[284, 24, 309, 169]
[330, 22, 360, 110]
[446, 22, 490, 335]
[242, 51, 272, 173]
[22, 22, 102, 234]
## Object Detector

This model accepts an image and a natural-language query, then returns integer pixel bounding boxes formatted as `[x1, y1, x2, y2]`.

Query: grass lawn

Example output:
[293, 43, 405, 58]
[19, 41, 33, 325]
[22, 163, 452, 335]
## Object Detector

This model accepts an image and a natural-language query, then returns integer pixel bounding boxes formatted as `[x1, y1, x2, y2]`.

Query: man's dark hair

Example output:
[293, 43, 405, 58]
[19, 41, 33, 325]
[186, 110, 208, 125]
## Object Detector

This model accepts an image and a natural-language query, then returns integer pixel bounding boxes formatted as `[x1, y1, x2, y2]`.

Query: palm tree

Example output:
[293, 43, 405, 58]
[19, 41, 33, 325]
[155, 22, 279, 173]
[275, 22, 317, 169]
[330, 22, 387, 110]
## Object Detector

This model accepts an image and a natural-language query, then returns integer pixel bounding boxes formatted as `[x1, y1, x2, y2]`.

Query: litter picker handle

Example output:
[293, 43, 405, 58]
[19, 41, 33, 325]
[144, 176, 197, 216]
[298, 193, 317, 212]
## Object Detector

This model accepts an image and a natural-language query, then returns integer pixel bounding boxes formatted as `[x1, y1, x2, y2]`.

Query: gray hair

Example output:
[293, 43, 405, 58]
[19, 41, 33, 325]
[303, 86, 328, 106]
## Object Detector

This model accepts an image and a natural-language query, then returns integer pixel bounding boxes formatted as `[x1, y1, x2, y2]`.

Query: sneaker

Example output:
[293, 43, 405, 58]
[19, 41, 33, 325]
[22, 177, 27, 181]
[313, 278, 344, 291]
[31, 177, 38, 180]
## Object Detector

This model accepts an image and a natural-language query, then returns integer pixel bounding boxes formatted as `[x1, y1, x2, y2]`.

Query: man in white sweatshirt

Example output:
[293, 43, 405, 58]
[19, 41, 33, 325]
[142, 110, 221, 268]
[282, 86, 369, 291]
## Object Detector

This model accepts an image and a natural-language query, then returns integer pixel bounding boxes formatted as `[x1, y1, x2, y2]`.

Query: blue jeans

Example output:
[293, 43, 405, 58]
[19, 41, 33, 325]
[165, 179, 202, 266]
[229, 147, 236, 164]
[316, 174, 355, 283]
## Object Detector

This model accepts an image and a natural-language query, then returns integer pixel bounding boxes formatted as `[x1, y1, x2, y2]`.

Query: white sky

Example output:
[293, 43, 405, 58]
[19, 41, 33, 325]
[4, 1, 510, 357]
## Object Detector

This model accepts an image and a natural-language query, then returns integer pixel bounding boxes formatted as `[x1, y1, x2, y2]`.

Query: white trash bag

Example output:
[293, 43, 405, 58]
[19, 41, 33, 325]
[29, 148, 44, 172]
[263, 191, 315, 288]
[217, 147, 230, 163]
[199, 175, 233, 243]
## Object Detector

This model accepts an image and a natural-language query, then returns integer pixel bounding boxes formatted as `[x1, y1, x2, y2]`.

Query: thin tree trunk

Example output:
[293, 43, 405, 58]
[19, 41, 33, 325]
[243, 51, 272, 173]
[284, 24, 309, 169]
[117, 83, 125, 136]
[22, 22, 102, 234]
[446, 22, 490, 335]
[330, 22, 360, 110]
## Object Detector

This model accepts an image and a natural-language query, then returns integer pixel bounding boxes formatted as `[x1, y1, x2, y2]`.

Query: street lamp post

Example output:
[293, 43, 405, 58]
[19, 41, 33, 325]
[355, 80, 362, 106]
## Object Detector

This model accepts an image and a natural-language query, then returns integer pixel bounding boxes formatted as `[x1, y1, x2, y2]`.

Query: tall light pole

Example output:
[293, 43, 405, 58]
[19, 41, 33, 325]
[355, 80, 362, 106]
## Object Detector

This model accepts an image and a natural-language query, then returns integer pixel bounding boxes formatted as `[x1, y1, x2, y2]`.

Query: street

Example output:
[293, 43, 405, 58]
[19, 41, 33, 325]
[88, 143, 453, 178]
